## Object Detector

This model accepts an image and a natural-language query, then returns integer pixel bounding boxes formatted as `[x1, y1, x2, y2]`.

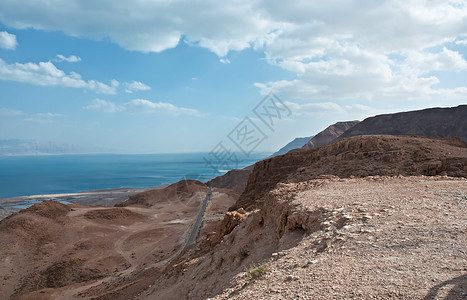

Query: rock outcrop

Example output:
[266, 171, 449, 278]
[116, 180, 207, 208]
[270, 136, 314, 157]
[233, 135, 467, 211]
[301, 121, 360, 150]
[206, 166, 254, 194]
[336, 105, 467, 142]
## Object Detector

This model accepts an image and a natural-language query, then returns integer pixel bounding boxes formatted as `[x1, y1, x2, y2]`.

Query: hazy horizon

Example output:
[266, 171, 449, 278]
[1, 1, 466, 154]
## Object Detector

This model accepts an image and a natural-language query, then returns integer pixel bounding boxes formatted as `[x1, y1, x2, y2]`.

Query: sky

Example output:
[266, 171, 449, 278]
[0, 0, 466, 154]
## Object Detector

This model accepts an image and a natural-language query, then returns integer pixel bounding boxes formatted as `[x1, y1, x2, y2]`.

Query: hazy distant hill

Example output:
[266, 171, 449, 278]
[335, 105, 467, 142]
[269, 136, 313, 157]
[0, 139, 81, 155]
[301, 121, 360, 150]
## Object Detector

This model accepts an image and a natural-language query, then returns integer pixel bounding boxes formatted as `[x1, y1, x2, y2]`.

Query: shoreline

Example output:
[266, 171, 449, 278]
[0, 184, 169, 220]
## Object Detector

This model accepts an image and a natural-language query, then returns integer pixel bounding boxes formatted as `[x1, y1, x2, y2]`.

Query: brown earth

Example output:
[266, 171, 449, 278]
[233, 135, 467, 211]
[0, 181, 237, 299]
[301, 120, 360, 150]
[116, 180, 207, 208]
[209, 176, 467, 299]
[0, 185, 166, 220]
[1, 135, 466, 299]
[207, 166, 254, 194]
[335, 105, 467, 143]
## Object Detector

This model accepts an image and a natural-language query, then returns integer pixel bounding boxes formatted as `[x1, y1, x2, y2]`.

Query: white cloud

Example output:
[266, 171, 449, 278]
[0, 1, 272, 56]
[84, 98, 207, 117]
[24, 112, 64, 123]
[124, 81, 151, 93]
[0, 107, 24, 116]
[125, 99, 207, 116]
[55, 54, 81, 63]
[219, 58, 231, 64]
[0, 58, 118, 94]
[0, 1, 466, 102]
[404, 47, 467, 75]
[0, 108, 64, 123]
[284, 101, 375, 118]
[35, 112, 64, 118]
[0, 31, 17, 50]
[84, 99, 124, 113]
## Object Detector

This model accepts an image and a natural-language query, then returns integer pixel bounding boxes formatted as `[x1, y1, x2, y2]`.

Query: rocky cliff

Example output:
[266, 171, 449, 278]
[269, 136, 314, 157]
[336, 105, 467, 142]
[233, 135, 467, 211]
[301, 121, 360, 150]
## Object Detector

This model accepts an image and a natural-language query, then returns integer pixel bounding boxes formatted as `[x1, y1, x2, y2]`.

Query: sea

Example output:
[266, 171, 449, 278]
[0, 153, 267, 198]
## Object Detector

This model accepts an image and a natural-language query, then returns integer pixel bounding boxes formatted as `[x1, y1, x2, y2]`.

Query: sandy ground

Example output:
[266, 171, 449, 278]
[0, 185, 167, 220]
[209, 176, 467, 299]
[0, 181, 238, 300]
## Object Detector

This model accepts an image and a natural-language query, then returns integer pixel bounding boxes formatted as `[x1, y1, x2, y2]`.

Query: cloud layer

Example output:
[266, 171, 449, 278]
[84, 98, 206, 117]
[0, 0, 466, 102]
[0, 58, 118, 94]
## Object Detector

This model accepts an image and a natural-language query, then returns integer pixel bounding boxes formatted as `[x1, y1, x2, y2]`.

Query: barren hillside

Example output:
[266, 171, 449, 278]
[1, 135, 466, 300]
[336, 105, 467, 142]
[301, 121, 360, 150]
[234, 135, 467, 211]
[0, 181, 237, 299]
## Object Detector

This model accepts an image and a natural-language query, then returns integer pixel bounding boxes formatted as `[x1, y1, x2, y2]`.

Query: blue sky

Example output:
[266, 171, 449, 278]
[0, 1, 466, 154]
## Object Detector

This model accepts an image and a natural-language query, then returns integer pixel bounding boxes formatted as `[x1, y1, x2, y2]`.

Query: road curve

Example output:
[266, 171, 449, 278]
[186, 187, 211, 247]
[164, 187, 211, 265]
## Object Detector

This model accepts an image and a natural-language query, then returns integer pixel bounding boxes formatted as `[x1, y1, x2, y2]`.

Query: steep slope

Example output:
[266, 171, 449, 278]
[233, 135, 467, 211]
[269, 136, 313, 157]
[210, 176, 467, 299]
[336, 105, 467, 142]
[116, 180, 207, 208]
[0, 180, 239, 299]
[206, 166, 254, 194]
[80, 135, 467, 300]
[301, 121, 359, 150]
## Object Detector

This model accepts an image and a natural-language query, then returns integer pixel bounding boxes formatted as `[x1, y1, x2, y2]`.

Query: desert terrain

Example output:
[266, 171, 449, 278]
[209, 176, 467, 299]
[0, 185, 167, 220]
[0, 134, 465, 299]
[0, 181, 237, 299]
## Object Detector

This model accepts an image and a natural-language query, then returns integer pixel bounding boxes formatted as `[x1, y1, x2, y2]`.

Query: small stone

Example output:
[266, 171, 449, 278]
[286, 274, 298, 281]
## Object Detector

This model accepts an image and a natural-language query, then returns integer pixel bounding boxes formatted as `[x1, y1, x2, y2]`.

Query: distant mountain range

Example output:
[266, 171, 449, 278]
[335, 105, 467, 143]
[0, 139, 81, 156]
[269, 136, 313, 157]
[210, 104, 467, 194]
[301, 121, 360, 150]
[273, 105, 467, 156]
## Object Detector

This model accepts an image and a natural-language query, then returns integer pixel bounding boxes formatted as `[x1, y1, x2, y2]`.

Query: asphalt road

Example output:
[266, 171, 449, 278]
[186, 187, 211, 247]
[163, 187, 212, 266]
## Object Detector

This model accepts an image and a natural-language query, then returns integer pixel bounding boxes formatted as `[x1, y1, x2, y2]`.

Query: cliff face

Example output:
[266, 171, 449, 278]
[336, 105, 467, 142]
[206, 166, 254, 194]
[301, 121, 360, 150]
[232, 135, 467, 211]
[270, 136, 313, 157]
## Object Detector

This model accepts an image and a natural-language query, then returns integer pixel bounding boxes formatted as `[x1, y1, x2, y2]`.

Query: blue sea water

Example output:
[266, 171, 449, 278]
[0, 153, 267, 198]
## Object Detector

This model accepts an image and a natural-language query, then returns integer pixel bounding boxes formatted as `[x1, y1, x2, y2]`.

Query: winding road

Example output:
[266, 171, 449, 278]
[186, 187, 211, 247]
[164, 187, 211, 265]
